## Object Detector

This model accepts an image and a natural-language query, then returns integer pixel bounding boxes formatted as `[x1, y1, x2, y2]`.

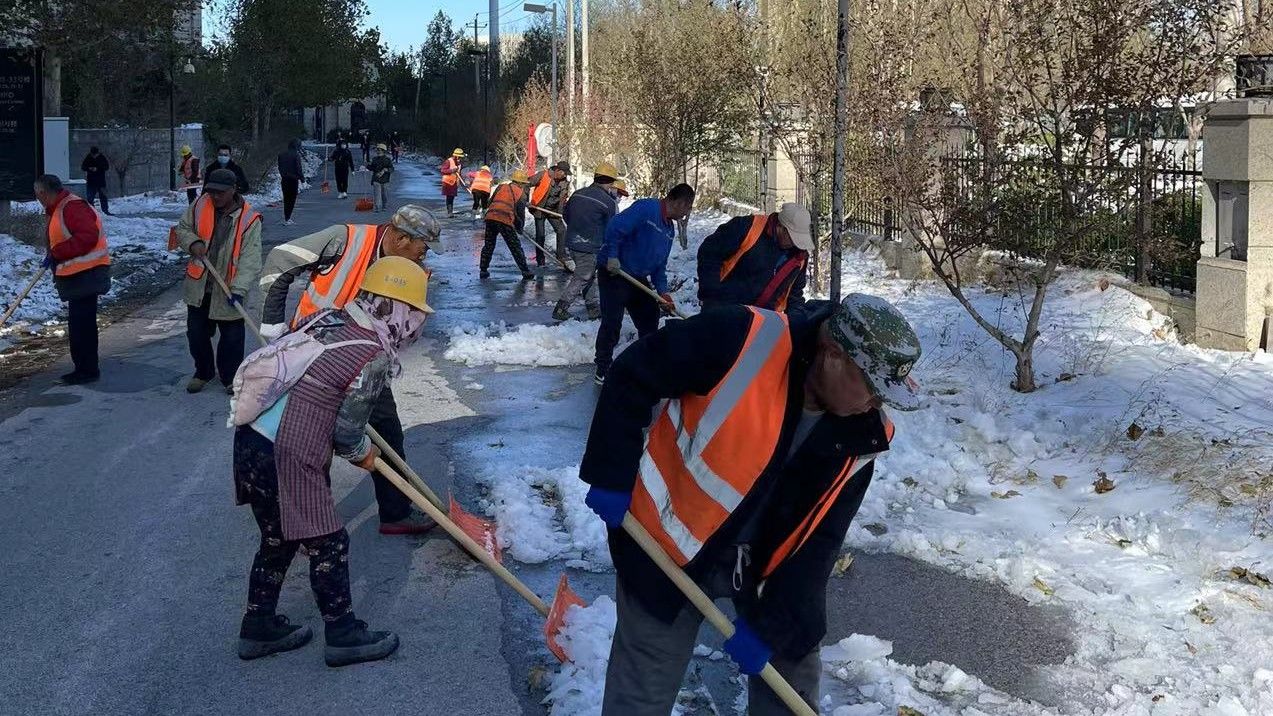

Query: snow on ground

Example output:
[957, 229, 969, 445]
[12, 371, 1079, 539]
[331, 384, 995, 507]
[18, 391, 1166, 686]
[449, 207, 1273, 714]
[474, 464, 610, 570]
[441, 211, 728, 367]
[1, 213, 183, 336]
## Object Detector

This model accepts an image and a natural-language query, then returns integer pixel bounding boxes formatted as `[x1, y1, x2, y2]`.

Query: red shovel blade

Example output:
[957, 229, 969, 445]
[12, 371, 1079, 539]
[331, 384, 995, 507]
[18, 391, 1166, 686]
[544, 573, 588, 663]
[449, 495, 502, 563]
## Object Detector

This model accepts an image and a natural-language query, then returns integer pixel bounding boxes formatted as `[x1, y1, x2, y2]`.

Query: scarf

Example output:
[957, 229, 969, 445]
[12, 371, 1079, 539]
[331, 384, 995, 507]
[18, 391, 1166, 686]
[347, 296, 428, 377]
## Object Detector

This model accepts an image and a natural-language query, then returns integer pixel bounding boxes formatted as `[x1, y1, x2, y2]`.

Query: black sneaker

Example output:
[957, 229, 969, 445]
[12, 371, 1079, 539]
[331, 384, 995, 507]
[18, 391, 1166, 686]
[324, 618, 400, 667]
[552, 303, 572, 322]
[58, 370, 100, 385]
[594, 370, 606, 385]
[521, 271, 535, 280]
[238, 613, 313, 660]
[479, 270, 490, 279]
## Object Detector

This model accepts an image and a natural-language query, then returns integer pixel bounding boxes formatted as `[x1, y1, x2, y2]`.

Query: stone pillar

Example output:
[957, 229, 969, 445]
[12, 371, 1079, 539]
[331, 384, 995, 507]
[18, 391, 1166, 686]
[1195, 98, 1273, 351]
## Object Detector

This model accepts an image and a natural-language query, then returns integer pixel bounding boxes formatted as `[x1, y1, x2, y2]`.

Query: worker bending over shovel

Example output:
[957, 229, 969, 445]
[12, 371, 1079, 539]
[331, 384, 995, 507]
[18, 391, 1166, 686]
[230, 257, 433, 666]
[579, 294, 922, 714]
[258, 205, 442, 535]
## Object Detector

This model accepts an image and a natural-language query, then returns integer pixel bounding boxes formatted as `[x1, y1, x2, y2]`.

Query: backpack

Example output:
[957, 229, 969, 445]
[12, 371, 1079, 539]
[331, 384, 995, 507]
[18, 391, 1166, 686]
[227, 320, 380, 428]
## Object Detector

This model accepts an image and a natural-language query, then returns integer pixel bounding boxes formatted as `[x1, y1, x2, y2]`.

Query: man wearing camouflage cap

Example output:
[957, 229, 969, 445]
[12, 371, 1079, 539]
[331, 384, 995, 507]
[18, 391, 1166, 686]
[577, 293, 920, 715]
[256, 204, 444, 535]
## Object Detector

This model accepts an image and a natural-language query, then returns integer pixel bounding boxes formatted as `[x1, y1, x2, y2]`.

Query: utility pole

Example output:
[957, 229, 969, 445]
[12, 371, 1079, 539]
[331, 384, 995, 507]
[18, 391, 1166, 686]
[566, 0, 575, 123]
[525, 3, 559, 164]
[489, 0, 500, 92]
[830, 0, 849, 303]
[471, 14, 487, 102]
[581, 0, 589, 118]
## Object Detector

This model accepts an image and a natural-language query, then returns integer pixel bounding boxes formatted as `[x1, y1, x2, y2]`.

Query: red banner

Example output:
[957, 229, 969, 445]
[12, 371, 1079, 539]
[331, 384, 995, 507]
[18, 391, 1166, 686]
[526, 123, 538, 174]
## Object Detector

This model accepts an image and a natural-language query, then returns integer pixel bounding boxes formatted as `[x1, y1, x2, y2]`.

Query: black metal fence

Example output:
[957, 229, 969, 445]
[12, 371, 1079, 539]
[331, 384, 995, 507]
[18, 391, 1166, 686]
[938, 153, 1202, 293]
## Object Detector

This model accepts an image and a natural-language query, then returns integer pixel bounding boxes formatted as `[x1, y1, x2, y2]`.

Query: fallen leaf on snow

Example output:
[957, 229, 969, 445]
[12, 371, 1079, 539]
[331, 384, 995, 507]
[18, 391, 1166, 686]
[991, 490, 1023, 499]
[898, 708, 927, 716]
[1053, 475, 1068, 489]
[1230, 566, 1272, 589]
[864, 523, 889, 536]
[902, 476, 919, 488]
[1032, 577, 1055, 596]
[1127, 423, 1145, 441]
[1191, 603, 1217, 625]
[1093, 475, 1116, 494]
[1185, 641, 1197, 655]
[832, 553, 855, 577]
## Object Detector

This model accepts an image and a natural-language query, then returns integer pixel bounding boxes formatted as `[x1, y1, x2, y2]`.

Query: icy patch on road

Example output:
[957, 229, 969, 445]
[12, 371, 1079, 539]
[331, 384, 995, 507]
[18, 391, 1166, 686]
[476, 464, 610, 569]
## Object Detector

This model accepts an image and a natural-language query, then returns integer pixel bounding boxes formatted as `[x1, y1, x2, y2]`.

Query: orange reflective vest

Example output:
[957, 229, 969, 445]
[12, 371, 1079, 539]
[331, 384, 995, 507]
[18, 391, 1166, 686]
[529, 171, 552, 206]
[182, 194, 262, 282]
[721, 215, 804, 313]
[469, 170, 493, 194]
[441, 158, 460, 187]
[631, 306, 892, 577]
[47, 194, 110, 278]
[485, 183, 524, 228]
[292, 224, 380, 327]
[180, 155, 199, 184]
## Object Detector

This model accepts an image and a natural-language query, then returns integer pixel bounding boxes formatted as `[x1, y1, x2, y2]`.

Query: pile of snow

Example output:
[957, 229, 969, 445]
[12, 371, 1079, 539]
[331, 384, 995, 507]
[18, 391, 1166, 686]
[104, 190, 188, 216]
[0, 233, 62, 331]
[475, 464, 610, 569]
[543, 597, 617, 715]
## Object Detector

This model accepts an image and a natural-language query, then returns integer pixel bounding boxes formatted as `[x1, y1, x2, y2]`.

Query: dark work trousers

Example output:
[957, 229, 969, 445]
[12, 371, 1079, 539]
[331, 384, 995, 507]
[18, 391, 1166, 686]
[480, 221, 532, 274]
[234, 427, 354, 623]
[445, 195, 456, 215]
[186, 187, 199, 204]
[67, 295, 100, 376]
[281, 177, 300, 220]
[86, 185, 111, 215]
[471, 190, 490, 213]
[187, 293, 247, 385]
[594, 270, 661, 377]
[532, 214, 567, 266]
[367, 384, 412, 522]
[335, 168, 350, 193]
[601, 575, 820, 716]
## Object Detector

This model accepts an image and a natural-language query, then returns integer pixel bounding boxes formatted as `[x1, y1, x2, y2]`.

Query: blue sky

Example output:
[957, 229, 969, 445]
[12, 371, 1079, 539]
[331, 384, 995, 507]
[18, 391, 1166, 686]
[368, 0, 542, 53]
[204, 0, 541, 53]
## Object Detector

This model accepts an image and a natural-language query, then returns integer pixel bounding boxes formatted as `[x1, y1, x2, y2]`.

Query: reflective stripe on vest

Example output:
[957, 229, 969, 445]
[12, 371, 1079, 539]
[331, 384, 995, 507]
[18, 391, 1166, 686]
[485, 183, 524, 227]
[631, 307, 792, 565]
[530, 172, 552, 206]
[760, 417, 895, 578]
[185, 195, 261, 284]
[719, 215, 768, 281]
[442, 158, 459, 186]
[292, 225, 380, 327]
[470, 170, 492, 193]
[48, 194, 110, 277]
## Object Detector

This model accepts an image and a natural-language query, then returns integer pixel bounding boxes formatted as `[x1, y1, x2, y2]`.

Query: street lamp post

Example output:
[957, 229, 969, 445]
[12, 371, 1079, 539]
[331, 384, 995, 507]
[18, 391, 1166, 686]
[169, 52, 195, 192]
[524, 2, 559, 165]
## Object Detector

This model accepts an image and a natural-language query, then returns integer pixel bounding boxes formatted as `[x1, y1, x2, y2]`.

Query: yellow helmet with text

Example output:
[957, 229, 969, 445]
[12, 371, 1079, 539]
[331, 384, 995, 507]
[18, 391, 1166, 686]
[359, 256, 434, 313]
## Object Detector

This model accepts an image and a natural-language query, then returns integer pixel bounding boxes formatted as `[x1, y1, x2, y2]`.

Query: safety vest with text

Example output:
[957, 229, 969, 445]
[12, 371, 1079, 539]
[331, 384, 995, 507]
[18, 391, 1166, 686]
[182, 194, 262, 283]
[469, 170, 493, 194]
[720, 215, 807, 313]
[291, 224, 381, 327]
[485, 183, 524, 228]
[631, 306, 892, 577]
[441, 158, 460, 187]
[47, 194, 110, 278]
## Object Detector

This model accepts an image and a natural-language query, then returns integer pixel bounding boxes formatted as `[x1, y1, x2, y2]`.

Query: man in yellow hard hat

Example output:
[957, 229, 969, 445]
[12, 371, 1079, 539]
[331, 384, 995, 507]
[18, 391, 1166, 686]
[231, 255, 433, 668]
[480, 169, 535, 280]
[555, 161, 623, 321]
[440, 148, 466, 217]
[179, 145, 201, 204]
[257, 204, 443, 535]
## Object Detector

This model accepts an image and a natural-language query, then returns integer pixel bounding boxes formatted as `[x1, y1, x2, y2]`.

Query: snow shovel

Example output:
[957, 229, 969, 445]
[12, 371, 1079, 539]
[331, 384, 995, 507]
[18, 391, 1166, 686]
[621, 514, 816, 716]
[0, 265, 48, 330]
[202, 259, 506, 562]
[519, 230, 573, 273]
[530, 206, 564, 220]
[321, 144, 331, 194]
[613, 267, 689, 319]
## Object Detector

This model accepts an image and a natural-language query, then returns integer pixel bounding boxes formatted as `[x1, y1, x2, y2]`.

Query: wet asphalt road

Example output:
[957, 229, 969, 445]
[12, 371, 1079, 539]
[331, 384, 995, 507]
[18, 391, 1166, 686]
[0, 157, 1075, 715]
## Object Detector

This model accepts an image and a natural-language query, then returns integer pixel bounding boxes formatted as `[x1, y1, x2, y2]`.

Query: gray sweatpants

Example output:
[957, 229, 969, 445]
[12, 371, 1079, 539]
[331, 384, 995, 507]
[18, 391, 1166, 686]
[373, 182, 390, 211]
[602, 576, 821, 716]
[559, 249, 600, 311]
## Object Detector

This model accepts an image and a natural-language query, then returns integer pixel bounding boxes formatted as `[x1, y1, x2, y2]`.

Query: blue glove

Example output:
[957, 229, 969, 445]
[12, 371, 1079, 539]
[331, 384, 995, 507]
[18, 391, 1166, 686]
[227, 294, 244, 307]
[42, 255, 55, 268]
[723, 619, 772, 676]
[584, 487, 631, 529]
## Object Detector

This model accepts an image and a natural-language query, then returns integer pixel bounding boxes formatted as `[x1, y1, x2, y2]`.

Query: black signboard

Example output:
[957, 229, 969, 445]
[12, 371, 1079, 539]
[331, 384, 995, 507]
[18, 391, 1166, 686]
[0, 47, 44, 202]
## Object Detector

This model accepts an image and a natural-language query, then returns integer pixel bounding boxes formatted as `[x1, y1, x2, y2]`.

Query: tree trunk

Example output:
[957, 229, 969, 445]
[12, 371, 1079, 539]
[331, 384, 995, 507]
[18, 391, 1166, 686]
[252, 105, 261, 145]
[43, 53, 62, 116]
[1012, 347, 1036, 393]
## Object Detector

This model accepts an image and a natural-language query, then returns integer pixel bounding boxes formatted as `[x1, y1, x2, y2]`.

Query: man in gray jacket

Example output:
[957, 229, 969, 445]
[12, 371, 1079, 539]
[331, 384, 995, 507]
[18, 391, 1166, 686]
[554, 162, 621, 321]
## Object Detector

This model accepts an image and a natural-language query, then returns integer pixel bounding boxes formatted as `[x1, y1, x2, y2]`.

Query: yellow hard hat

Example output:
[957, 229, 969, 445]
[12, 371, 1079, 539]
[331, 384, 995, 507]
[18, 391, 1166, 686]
[359, 256, 434, 313]
[452, 147, 466, 157]
[613, 178, 629, 196]
[509, 169, 530, 184]
[181, 145, 192, 156]
[480, 165, 491, 172]
[594, 161, 620, 180]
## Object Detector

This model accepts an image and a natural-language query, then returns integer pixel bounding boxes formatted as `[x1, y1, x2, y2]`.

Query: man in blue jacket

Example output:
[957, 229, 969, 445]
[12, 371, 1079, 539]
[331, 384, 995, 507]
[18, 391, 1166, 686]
[592, 183, 695, 384]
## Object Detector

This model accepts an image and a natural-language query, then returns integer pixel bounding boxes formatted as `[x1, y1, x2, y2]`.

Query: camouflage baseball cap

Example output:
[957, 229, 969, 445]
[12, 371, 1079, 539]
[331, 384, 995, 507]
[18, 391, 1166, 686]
[391, 205, 443, 252]
[827, 293, 923, 410]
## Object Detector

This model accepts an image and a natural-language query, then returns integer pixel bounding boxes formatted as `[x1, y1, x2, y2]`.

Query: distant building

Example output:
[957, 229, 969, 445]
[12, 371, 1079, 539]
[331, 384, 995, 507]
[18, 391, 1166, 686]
[173, 1, 202, 47]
